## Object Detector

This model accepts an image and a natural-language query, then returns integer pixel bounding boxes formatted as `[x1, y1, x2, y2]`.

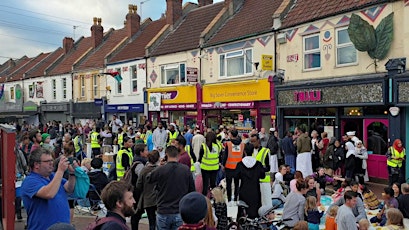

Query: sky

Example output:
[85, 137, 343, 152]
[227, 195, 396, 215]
[0, 0, 223, 63]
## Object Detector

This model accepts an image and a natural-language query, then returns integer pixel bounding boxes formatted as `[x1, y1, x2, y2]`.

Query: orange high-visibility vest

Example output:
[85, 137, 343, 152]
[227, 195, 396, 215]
[225, 142, 244, 169]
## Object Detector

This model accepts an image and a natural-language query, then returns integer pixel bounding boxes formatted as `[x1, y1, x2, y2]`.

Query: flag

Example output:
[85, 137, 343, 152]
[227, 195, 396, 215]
[102, 72, 123, 83]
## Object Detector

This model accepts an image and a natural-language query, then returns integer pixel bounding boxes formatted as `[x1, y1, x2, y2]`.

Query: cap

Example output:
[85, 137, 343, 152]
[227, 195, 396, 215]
[269, 128, 276, 132]
[41, 133, 50, 142]
[179, 192, 207, 224]
[346, 131, 356, 136]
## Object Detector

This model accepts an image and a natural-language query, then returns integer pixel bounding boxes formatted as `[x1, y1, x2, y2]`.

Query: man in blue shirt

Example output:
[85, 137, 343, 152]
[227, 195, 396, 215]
[183, 128, 193, 147]
[21, 147, 76, 230]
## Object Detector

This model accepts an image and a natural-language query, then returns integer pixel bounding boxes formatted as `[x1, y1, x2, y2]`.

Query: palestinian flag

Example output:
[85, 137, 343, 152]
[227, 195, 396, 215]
[102, 72, 123, 83]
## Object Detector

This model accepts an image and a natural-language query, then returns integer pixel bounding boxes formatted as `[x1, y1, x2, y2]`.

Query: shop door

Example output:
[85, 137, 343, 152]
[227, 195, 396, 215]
[364, 119, 389, 180]
[184, 116, 196, 129]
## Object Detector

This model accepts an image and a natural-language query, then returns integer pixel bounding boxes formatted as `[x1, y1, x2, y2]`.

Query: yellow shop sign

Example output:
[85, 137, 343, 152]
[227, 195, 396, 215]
[147, 85, 197, 104]
[202, 79, 270, 103]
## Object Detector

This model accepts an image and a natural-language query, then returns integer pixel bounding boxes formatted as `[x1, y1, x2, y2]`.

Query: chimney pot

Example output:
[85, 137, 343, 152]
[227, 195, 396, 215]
[166, 0, 183, 26]
[128, 4, 133, 13]
[93, 17, 97, 25]
[63, 37, 74, 54]
[126, 5, 140, 37]
[133, 5, 138, 13]
[91, 18, 104, 48]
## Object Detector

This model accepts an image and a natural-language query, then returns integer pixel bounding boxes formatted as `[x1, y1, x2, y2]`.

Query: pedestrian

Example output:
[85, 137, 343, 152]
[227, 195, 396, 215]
[173, 135, 191, 169]
[152, 122, 167, 158]
[325, 206, 338, 230]
[133, 150, 160, 230]
[88, 158, 109, 209]
[178, 192, 216, 230]
[266, 128, 279, 173]
[199, 132, 221, 196]
[304, 196, 325, 230]
[344, 140, 356, 179]
[90, 126, 102, 158]
[310, 130, 322, 172]
[296, 127, 312, 178]
[116, 136, 134, 180]
[222, 129, 243, 206]
[148, 146, 195, 230]
[370, 187, 399, 226]
[211, 187, 228, 230]
[29, 129, 42, 153]
[355, 140, 368, 184]
[99, 181, 136, 230]
[21, 148, 76, 230]
[236, 143, 266, 219]
[397, 183, 409, 219]
[281, 131, 296, 172]
[249, 134, 271, 207]
[335, 191, 359, 230]
[109, 114, 123, 134]
[282, 179, 308, 228]
[382, 208, 405, 230]
[387, 139, 406, 186]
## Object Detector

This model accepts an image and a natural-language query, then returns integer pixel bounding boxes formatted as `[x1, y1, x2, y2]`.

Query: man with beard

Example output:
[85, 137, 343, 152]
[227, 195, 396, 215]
[100, 181, 136, 230]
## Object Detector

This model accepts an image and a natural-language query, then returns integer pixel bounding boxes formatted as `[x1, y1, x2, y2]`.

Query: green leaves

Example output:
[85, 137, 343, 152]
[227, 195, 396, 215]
[347, 12, 394, 61]
[348, 14, 376, 52]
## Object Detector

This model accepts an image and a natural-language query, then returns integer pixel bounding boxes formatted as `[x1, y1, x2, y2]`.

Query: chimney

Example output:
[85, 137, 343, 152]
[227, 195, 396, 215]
[166, 0, 183, 26]
[63, 37, 74, 54]
[126, 4, 141, 37]
[198, 0, 213, 6]
[90, 17, 104, 48]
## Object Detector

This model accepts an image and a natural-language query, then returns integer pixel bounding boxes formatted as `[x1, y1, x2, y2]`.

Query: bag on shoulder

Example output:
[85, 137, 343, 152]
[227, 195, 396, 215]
[122, 161, 142, 185]
[86, 216, 128, 230]
[73, 167, 90, 199]
[279, 181, 289, 197]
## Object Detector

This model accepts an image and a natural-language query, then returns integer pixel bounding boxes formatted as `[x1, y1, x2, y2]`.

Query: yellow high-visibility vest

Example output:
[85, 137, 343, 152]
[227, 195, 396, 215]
[116, 148, 134, 180]
[387, 147, 405, 168]
[253, 147, 270, 183]
[91, 132, 100, 149]
[200, 143, 220, 171]
[185, 145, 195, 172]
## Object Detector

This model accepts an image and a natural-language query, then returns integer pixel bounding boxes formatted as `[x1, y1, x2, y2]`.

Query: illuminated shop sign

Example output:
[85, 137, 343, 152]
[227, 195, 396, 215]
[294, 90, 321, 102]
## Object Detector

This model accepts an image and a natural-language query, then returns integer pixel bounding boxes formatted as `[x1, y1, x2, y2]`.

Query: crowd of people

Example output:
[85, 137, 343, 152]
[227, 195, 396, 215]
[8, 117, 408, 229]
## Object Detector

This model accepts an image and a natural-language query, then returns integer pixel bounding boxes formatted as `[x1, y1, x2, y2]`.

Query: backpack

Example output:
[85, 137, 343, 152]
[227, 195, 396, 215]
[86, 216, 128, 230]
[122, 161, 142, 185]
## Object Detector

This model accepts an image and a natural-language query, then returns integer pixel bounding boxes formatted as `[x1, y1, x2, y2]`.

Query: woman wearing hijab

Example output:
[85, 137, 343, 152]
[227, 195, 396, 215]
[387, 139, 406, 185]
[354, 140, 368, 185]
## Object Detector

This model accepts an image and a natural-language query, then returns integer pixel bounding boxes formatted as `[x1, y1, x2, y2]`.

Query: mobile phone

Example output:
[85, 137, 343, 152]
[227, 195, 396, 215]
[68, 157, 74, 164]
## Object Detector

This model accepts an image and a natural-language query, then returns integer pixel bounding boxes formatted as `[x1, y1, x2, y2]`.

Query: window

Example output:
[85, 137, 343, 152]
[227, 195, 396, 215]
[303, 34, 321, 70]
[160, 63, 186, 85]
[131, 65, 137, 93]
[116, 68, 122, 94]
[52, 79, 57, 100]
[10, 87, 14, 100]
[80, 76, 85, 98]
[93, 75, 98, 97]
[336, 28, 357, 66]
[219, 49, 253, 77]
[62, 78, 67, 99]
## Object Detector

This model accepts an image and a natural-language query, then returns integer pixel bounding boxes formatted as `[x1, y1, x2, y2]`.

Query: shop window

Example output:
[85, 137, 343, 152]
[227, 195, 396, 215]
[131, 65, 138, 93]
[62, 78, 67, 99]
[160, 63, 186, 85]
[93, 75, 99, 98]
[219, 49, 253, 77]
[52, 79, 57, 100]
[336, 28, 357, 66]
[344, 107, 363, 116]
[80, 76, 85, 98]
[303, 34, 321, 70]
[116, 68, 122, 94]
[10, 87, 14, 100]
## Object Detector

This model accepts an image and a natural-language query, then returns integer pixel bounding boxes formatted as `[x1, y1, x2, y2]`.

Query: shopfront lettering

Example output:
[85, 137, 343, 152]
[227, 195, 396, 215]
[201, 102, 254, 109]
[161, 91, 178, 100]
[294, 90, 321, 102]
[209, 90, 257, 99]
[161, 103, 196, 110]
[117, 106, 129, 110]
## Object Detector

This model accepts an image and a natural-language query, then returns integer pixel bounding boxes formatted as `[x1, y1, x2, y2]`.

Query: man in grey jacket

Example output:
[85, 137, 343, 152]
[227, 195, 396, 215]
[329, 191, 367, 223]
[152, 122, 168, 158]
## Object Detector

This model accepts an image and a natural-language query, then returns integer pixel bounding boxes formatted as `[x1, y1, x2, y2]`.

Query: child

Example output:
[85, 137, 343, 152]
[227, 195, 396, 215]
[41, 133, 53, 152]
[358, 219, 375, 230]
[370, 187, 399, 226]
[361, 184, 380, 210]
[332, 178, 351, 203]
[211, 187, 228, 230]
[304, 196, 324, 230]
[258, 205, 278, 230]
[325, 205, 338, 230]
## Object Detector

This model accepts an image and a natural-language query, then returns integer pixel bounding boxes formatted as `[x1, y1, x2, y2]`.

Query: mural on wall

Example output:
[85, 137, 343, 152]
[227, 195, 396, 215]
[36, 82, 44, 98]
[348, 12, 394, 71]
[150, 70, 157, 83]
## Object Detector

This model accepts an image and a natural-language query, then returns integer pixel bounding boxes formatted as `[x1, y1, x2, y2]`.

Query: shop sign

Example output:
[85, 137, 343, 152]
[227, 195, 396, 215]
[201, 102, 254, 109]
[294, 90, 321, 102]
[261, 55, 273, 71]
[94, 98, 103, 106]
[161, 103, 196, 110]
[42, 104, 68, 112]
[105, 104, 144, 113]
[202, 79, 270, 103]
[186, 67, 198, 83]
[148, 86, 197, 104]
[149, 93, 161, 111]
[287, 54, 299, 62]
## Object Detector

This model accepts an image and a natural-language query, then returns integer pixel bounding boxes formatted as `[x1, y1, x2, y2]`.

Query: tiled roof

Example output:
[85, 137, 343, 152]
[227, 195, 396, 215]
[48, 37, 93, 76]
[150, 2, 224, 56]
[26, 48, 64, 78]
[109, 18, 167, 63]
[206, 0, 283, 46]
[0, 57, 31, 83]
[9, 53, 49, 81]
[75, 29, 128, 70]
[281, 0, 391, 28]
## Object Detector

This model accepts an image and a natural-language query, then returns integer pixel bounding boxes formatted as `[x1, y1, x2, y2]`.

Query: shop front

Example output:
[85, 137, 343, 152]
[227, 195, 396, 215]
[105, 103, 144, 127]
[40, 102, 71, 123]
[201, 79, 272, 133]
[147, 85, 199, 129]
[276, 74, 390, 180]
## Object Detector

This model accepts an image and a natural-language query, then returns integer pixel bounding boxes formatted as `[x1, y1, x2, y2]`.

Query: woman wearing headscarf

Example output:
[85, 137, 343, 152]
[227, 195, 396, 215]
[354, 140, 368, 184]
[387, 139, 406, 186]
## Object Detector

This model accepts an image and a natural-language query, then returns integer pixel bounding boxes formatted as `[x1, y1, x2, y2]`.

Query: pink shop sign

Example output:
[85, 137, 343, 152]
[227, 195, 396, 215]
[160, 103, 196, 110]
[294, 90, 321, 102]
[201, 102, 254, 109]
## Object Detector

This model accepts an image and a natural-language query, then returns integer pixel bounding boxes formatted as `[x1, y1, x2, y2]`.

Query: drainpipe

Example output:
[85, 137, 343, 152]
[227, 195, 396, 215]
[197, 49, 203, 133]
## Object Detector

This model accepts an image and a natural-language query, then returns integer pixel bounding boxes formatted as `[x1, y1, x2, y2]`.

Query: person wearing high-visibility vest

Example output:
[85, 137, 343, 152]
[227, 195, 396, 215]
[73, 132, 85, 162]
[199, 132, 221, 195]
[222, 129, 244, 206]
[387, 139, 406, 185]
[167, 123, 179, 146]
[117, 127, 125, 149]
[249, 133, 271, 207]
[116, 136, 134, 180]
[90, 126, 102, 158]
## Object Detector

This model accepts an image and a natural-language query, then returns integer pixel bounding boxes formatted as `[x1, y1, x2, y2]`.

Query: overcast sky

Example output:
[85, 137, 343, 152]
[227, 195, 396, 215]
[0, 0, 223, 63]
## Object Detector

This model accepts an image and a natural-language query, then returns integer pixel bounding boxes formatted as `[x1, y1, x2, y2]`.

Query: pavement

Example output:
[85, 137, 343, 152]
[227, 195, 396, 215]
[11, 181, 388, 230]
